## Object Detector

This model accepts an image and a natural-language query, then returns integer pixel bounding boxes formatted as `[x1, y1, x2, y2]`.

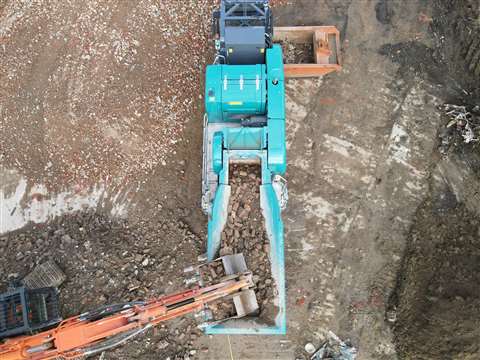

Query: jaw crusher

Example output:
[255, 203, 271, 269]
[202, 0, 288, 335]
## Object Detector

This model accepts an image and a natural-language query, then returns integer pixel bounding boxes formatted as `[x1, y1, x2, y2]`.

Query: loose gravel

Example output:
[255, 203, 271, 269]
[0, 1, 215, 191]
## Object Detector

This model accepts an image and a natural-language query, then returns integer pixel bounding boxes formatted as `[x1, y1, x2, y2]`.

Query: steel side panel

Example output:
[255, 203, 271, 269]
[266, 45, 287, 175]
[205, 66, 223, 122]
[260, 184, 286, 334]
[267, 119, 287, 175]
[207, 185, 231, 261]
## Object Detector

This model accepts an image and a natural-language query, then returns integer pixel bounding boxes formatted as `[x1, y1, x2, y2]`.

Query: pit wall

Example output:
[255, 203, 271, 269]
[437, 154, 480, 218]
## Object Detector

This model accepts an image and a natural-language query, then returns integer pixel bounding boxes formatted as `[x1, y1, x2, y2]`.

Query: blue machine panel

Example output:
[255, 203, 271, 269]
[205, 65, 267, 122]
[266, 45, 287, 175]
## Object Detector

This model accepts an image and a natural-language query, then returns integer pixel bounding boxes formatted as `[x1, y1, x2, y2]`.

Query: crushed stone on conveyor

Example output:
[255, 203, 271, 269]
[219, 164, 276, 321]
[199, 260, 237, 321]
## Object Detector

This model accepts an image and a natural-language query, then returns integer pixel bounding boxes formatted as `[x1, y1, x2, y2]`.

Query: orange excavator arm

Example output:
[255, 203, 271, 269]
[0, 274, 252, 360]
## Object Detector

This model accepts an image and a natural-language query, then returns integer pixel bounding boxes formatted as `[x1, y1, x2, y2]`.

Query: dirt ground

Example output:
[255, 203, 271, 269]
[391, 188, 480, 360]
[1, 0, 480, 359]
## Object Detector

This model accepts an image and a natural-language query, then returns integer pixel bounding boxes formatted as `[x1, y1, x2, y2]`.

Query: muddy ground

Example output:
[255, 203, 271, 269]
[1, 0, 480, 359]
[388, 1, 480, 358]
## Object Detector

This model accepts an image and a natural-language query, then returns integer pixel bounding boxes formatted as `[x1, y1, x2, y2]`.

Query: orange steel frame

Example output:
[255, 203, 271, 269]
[274, 26, 342, 78]
[0, 277, 251, 360]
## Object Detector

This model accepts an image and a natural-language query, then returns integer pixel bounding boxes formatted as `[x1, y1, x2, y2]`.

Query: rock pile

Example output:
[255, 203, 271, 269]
[198, 260, 236, 321]
[199, 260, 226, 287]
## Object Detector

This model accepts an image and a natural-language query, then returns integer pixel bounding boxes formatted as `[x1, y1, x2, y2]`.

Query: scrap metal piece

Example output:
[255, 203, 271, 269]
[221, 254, 259, 318]
[272, 175, 288, 211]
[311, 331, 357, 360]
[440, 104, 480, 150]
[0, 286, 62, 339]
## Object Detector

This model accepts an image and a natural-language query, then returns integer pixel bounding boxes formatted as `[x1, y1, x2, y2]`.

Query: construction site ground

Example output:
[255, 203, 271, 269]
[1, 1, 480, 359]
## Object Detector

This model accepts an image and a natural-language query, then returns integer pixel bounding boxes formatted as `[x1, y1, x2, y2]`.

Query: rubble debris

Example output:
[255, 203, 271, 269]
[220, 165, 276, 321]
[385, 306, 397, 323]
[198, 259, 226, 287]
[305, 342, 316, 354]
[0, 211, 204, 359]
[310, 331, 357, 360]
[279, 40, 314, 64]
[208, 298, 237, 322]
[439, 104, 480, 154]
[196, 259, 238, 321]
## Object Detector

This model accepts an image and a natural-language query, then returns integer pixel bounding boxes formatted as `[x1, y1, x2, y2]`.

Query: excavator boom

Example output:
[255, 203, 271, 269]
[0, 273, 253, 360]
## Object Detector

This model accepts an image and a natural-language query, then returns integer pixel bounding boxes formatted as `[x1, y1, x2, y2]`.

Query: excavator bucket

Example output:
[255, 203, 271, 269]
[190, 254, 259, 323]
[274, 26, 342, 78]
[220, 254, 259, 318]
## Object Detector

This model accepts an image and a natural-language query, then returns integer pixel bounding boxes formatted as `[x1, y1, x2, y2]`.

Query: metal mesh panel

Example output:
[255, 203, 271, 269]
[0, 289, 27, 338]
[23, 260, 66, 290]
[26, 288, 62, 331]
